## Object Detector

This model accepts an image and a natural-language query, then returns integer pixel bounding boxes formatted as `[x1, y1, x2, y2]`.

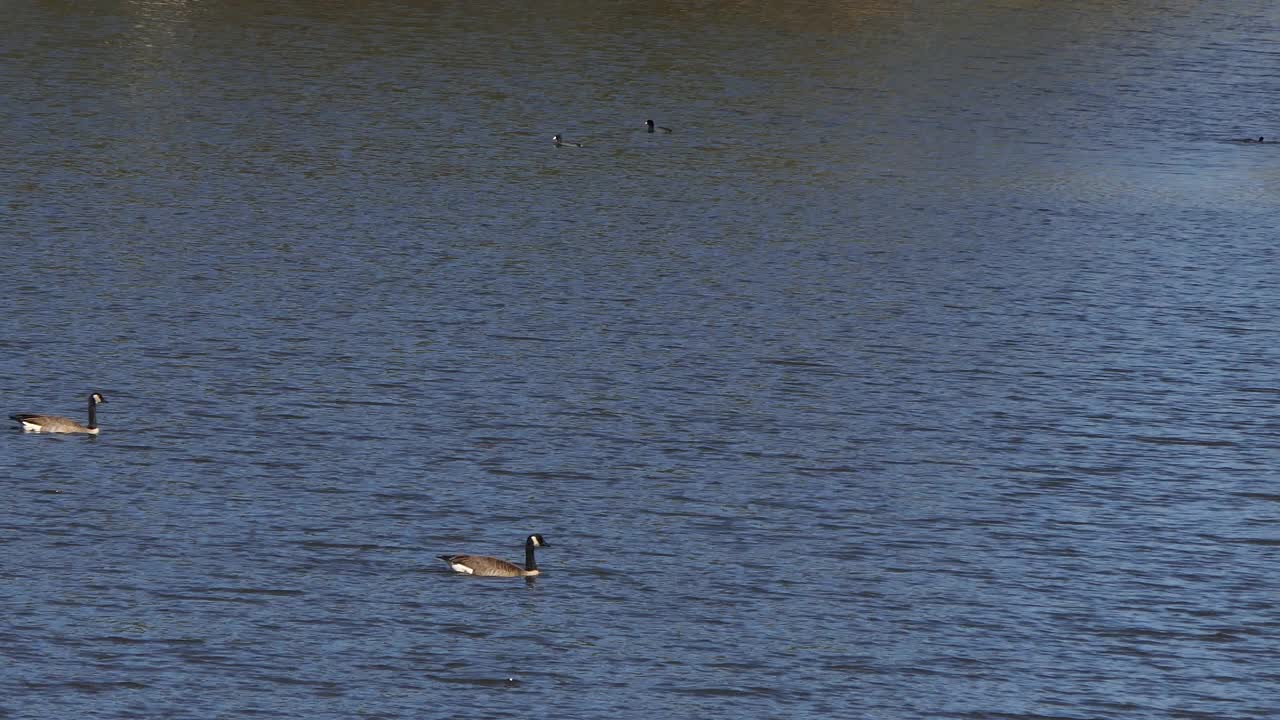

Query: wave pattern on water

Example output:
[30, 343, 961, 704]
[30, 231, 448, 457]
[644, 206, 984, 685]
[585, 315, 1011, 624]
[3, 1, 1280, 719]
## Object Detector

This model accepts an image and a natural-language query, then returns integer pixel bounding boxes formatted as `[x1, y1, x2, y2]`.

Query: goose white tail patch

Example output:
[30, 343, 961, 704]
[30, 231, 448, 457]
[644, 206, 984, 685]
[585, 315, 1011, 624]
[450, 563, 475, 574]
[20, 421, 43, 433]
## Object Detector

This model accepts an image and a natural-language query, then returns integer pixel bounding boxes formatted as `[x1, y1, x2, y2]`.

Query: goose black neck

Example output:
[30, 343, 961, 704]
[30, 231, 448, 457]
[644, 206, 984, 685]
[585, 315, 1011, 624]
[525, 543, 538, 572]
[87, 396, 98, 429]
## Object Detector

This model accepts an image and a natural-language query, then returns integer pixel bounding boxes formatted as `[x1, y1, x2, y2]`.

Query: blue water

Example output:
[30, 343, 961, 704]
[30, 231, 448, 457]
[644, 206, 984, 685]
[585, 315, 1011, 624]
[3, 2, 1278, 718]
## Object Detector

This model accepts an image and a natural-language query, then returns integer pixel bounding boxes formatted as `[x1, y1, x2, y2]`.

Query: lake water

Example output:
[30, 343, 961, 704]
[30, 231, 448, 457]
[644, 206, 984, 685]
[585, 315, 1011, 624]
[3, 1, 1278, 718]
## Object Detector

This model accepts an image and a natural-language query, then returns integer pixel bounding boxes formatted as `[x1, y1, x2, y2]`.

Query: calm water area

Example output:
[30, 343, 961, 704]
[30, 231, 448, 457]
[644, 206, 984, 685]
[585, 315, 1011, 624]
[3, 1, 1279, 718]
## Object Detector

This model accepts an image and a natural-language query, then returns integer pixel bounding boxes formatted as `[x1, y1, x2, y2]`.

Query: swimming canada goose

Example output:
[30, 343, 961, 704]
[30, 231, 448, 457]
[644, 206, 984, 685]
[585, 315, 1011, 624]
[552, 134, 583, 148]
[438, 534, 549, 577]
[11, 392, 107, 434]
[645, 119, 672, 133]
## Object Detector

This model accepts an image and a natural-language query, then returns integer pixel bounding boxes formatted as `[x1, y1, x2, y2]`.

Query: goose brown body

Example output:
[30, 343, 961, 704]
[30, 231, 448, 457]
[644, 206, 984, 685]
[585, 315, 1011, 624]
[437, 554, 529, 577]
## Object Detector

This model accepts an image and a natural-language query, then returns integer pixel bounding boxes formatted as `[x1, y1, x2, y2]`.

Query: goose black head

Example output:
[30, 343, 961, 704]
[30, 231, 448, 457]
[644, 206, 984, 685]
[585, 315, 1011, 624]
[527, 534, 548, 548]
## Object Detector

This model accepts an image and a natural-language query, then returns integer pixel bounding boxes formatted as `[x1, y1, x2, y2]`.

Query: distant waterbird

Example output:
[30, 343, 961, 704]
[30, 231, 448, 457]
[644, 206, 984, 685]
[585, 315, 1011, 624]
[645, 119, 673, 133]
[552, 134, 583, 147]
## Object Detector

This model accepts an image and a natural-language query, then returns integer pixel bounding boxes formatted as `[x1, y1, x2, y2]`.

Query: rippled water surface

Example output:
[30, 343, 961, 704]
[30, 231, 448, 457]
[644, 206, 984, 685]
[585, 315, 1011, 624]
[3, 2, 1279, 718]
